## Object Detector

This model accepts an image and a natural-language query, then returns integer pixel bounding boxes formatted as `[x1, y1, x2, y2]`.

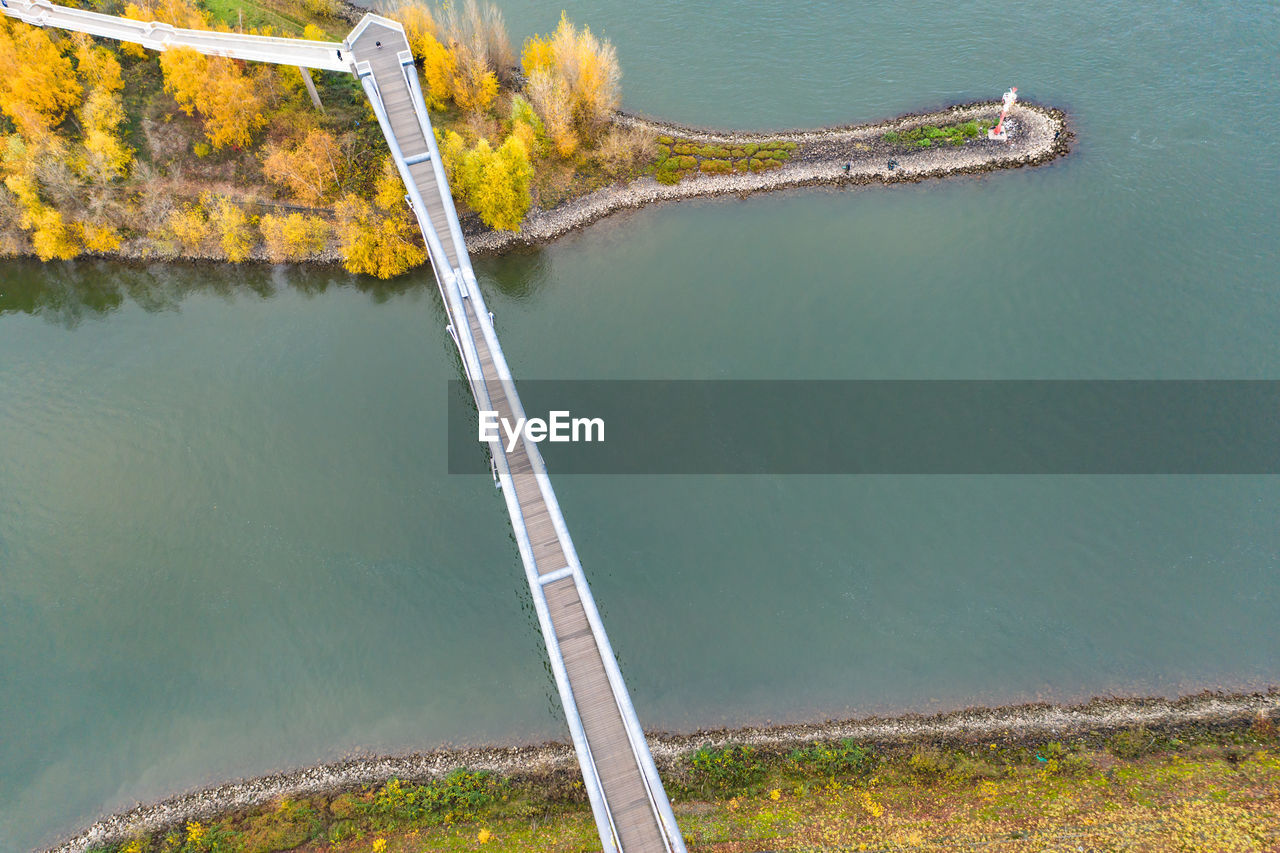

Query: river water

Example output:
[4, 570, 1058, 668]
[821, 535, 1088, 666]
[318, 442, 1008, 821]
[2, 0, 1278, 848]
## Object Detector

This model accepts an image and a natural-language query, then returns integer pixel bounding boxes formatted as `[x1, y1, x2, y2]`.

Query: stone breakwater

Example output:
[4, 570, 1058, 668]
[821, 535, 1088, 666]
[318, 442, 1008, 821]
[44, 690, 1276, 853]
[464, 101, 1071, 254]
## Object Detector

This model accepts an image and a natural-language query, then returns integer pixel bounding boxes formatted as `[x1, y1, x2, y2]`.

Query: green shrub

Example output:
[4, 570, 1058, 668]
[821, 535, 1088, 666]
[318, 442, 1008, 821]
[366, 771, 505, 825]
[695, 144, 730, 158]
[788, 739, 878, 778]
[656, 135, 674, 145]
[672, 142, 698, 155]
[742, 143, 759, 156]
[654, 164, 682, 184]
[755, 147, 791, 161]
[700, 158, 731, 174]
[747, 158, 765, 171]
[687, 744, 767, 796]
[884, 120, 995, 149]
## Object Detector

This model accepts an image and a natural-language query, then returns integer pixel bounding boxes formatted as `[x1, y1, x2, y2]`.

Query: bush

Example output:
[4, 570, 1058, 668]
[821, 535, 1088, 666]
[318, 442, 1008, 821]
[695, 144, 730, 159]
[699, 158, 731, 174]
[789, 739, 878, 778]
[366, 771, 506, 825]
[671, 142, 698, 156]
[686, 744, 767, 796]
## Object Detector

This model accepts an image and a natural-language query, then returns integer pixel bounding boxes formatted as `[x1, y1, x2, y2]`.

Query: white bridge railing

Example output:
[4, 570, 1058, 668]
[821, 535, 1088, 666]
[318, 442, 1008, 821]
[0, 0, 352, 71]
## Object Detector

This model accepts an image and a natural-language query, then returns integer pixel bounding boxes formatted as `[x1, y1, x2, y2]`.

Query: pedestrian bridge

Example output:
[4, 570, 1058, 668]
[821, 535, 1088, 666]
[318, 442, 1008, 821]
[0, 3, 686, 851]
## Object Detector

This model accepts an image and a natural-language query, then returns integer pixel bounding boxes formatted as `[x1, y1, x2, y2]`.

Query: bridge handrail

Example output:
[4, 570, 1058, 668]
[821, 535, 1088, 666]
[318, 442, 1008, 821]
[0, 0, 351, 71]
[355, 42, 630, 849]
[458, 203, 687, 853]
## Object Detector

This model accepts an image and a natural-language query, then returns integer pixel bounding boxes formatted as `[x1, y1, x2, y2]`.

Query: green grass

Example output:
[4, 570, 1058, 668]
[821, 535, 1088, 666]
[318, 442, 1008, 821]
[884, 119, 995, 148]
[649, 137, 793, 184]
[199, 0, 346, 39]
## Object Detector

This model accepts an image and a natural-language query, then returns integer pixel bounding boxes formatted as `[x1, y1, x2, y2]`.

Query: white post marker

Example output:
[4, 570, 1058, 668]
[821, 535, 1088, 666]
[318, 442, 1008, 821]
[988, 86, 1018, 141]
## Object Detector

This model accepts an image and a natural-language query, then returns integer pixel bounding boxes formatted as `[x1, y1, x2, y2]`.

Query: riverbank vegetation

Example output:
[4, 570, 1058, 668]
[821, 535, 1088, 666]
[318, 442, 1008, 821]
[883, 119, 994, 149]
[87, 714, 1280, 852]
[0, 0, 658, 277]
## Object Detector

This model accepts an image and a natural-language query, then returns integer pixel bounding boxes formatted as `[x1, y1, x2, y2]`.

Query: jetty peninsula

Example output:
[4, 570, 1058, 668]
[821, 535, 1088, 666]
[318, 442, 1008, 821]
[0, 0, 1068, 275]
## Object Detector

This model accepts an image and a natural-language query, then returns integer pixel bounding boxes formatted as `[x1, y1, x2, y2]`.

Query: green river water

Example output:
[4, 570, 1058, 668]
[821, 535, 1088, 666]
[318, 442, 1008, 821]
[2, 0, 1278, 848]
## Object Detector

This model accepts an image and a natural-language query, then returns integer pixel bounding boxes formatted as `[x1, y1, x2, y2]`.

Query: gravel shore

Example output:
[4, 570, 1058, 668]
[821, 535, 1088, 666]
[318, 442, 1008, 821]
[464, 101, 1070, 254]
[45, 689, 1275, 853]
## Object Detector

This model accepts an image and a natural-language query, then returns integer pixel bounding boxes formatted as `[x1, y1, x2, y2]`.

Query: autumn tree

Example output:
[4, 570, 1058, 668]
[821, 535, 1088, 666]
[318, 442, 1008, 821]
[259, 212, 329, 262]
[334, 157, 424, 278]
[0, 18, 83, 139]
[166, 200, 209, 254]
[73, 36, 133, 182]
[160, 47, 268, 149]
[451, 135, 530, 232]
[522, 13, 620, 154]
[524, 69, 575, 157]
[509, 95, 546, 156]
[210, 196, 253, 261]
[262, 129, 343, 205]
[1, 135, 82, 260]
[394, 0, 509, 115]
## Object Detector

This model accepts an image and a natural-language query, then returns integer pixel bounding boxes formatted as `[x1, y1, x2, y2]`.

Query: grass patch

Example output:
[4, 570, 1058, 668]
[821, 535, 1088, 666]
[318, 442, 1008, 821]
[884, 119, 994, 148]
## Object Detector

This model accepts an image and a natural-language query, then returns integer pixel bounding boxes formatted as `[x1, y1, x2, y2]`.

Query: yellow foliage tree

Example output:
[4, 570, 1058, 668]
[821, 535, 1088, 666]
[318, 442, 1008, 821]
[259, 212, 329, 262]
[525, 69, 575, 158]
[80, 89, 133, 181]
[392, 2, 440, 58]
[160, 47, 267, 149]
[74, 41, 133, 182]
[521, 13, 619, 150]
[450, 47, 498, 114]
[333, 158, 424, 278]
[261, 129, 342, 205]
[0, 18, 83, 139]
[396, 1, 505, 115]
[73, 35, 124, 93]
[167, 201, 209, 254]
[2, 135, 81, 260]
[417, 33, 458, 111]
[79, 222, 123, 252]
[209, 197, 253, 261]
[452, 135, 530, 231]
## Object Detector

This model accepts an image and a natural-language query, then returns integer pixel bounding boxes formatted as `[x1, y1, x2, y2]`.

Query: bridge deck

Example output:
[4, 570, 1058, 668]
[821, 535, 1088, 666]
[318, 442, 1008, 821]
[350, 17, 681, 853]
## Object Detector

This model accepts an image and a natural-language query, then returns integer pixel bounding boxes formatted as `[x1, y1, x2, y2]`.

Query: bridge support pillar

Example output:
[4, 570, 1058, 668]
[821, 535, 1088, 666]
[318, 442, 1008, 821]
[299, 66, 324, 111]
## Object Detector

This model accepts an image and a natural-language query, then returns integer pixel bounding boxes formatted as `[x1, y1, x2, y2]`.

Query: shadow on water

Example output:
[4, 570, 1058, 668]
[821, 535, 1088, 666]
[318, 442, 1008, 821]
[474, 246, 554, 302]
[0, 257, 449, 327]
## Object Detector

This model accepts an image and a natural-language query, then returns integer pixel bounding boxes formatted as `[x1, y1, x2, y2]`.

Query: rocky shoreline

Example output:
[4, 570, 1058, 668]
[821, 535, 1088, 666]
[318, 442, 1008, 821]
[45, 688, 1275, 853]
[462, 100, 1070, 254]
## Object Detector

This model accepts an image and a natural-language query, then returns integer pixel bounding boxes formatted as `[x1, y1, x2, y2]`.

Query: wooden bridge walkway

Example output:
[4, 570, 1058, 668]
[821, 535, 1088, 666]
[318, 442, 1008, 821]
[0, 3, 686, 846]
[349, 16, 684, 853]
